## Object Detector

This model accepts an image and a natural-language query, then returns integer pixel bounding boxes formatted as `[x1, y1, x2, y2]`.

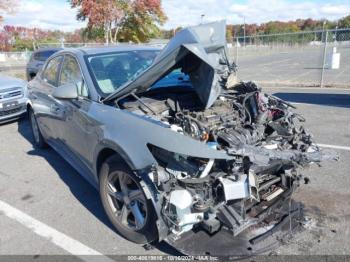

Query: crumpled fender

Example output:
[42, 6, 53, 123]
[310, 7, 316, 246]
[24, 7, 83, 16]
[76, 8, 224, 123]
[227, 144, 338, 168]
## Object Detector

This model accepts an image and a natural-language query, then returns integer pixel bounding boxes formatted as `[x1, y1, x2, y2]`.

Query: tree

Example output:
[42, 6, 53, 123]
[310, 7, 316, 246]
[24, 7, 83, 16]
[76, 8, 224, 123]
[339, 15, 350, 29]
[0, 0, 19, 23]
[71, 0, 166, 43]
[226, 25, 233, 42]
[71, 0, 125, 44]
[119, 0, 167, 42]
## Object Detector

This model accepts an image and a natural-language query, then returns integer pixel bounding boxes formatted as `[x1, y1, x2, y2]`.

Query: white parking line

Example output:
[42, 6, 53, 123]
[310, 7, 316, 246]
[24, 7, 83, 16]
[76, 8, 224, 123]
[0, 200, 115, 262]
[318, 144, 350, 151]
[264, 86, 350, 91]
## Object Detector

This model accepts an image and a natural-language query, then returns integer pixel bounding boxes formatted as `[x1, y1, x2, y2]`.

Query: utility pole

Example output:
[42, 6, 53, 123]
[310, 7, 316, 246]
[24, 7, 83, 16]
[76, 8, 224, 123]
[321, 20, 326, 42]
[320, 21, 328, 88]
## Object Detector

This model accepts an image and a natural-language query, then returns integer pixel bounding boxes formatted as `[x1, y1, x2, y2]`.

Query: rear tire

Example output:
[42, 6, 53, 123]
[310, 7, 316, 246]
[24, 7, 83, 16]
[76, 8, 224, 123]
[29, 109, 47, 149]
[99, 156, 158, 244]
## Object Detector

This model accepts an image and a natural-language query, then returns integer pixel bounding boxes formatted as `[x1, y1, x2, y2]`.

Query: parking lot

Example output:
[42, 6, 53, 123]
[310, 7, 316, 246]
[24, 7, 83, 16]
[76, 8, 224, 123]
[0, 87, 350, 259]
[235, 45, 350, 88]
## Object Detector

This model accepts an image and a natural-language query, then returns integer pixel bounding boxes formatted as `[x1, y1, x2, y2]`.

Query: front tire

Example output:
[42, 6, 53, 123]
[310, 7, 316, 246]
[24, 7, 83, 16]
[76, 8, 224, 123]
[29, 109, 47, 149]
[99, 156, 158, 244]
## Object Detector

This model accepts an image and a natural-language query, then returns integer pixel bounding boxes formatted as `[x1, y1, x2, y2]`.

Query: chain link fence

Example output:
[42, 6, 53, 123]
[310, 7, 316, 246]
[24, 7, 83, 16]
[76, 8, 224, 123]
[36, 41, 167, 49]
[1, 29, 349, 88]
[230, 28, 350, 88]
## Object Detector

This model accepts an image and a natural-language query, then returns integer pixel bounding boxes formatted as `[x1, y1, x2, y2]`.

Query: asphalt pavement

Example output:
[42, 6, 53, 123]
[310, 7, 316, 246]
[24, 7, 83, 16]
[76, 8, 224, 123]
[236, 46, 350, 88]
[0, 87, 349, 259]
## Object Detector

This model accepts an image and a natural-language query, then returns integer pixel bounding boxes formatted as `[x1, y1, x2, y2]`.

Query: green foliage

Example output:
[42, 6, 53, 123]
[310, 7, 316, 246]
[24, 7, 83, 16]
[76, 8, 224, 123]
[339, 15, 350, 28]
[230, 16, 350, 38]
[119, 10, 165, 42]
[82, 27, 104, 42]
[12, 37, 33, 51]
[226, 26, 233, 42]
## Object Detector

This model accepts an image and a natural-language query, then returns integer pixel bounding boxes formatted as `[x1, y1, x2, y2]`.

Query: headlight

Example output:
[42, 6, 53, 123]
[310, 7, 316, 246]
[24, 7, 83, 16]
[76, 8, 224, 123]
[147, 144, 214, 179]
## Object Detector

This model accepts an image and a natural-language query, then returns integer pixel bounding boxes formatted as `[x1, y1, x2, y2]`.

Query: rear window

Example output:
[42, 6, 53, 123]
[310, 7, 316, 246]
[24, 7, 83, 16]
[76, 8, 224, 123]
[34, 50, 57, 62]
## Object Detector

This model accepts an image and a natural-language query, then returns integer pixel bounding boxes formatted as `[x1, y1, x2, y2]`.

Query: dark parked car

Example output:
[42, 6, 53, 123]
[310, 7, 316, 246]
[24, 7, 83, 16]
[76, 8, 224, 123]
[27, 22, 333, 256]
[26, 48, 62, 81]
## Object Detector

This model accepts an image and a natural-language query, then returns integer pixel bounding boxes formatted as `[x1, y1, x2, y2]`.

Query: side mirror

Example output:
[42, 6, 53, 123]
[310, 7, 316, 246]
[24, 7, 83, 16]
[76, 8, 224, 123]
[52, 83, 78, 99]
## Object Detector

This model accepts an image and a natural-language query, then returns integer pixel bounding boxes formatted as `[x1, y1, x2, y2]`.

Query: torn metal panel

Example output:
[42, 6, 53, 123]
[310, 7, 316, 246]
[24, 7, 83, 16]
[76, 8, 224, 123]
[227, 143, 337, 167]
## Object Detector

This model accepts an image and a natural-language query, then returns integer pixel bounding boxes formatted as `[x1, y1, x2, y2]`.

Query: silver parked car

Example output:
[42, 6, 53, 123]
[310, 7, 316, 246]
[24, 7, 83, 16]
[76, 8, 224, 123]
[0, 75, 28, 123]
[27, 22, 334, 256]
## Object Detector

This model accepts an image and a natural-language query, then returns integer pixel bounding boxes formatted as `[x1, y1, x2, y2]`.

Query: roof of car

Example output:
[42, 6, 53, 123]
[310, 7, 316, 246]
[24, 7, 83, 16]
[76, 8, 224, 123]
[63, 45, 161, 56]
[34, 47, 63, 53]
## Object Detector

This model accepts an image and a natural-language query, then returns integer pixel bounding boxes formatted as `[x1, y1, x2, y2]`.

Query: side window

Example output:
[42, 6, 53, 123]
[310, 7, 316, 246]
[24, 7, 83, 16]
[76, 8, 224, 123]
[59, 55, 88, 97]
[42, 56, 63, 87]
[33, 52, 40, 60]
[34, 51, 55, 62]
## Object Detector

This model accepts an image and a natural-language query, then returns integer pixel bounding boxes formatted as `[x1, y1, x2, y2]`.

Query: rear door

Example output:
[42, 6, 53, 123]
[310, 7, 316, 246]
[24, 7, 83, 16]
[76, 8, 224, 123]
[29, 55, 63, 142]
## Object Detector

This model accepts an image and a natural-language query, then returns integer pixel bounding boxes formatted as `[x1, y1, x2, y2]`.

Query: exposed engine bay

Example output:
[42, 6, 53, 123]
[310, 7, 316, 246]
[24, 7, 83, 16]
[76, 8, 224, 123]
[116, 78, 335, 254]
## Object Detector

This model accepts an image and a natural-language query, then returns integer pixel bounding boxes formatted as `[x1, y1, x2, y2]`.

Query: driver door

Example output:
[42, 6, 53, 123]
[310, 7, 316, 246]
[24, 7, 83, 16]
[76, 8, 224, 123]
[54, 54, 97, 181]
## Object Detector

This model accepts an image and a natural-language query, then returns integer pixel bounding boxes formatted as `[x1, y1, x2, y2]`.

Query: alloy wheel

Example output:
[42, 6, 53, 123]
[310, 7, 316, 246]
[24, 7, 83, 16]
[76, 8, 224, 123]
[106, 172, 147, 230]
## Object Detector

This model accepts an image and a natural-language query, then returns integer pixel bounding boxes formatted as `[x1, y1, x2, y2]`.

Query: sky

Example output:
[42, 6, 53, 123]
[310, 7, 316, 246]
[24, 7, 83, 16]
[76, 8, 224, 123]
[2, 0, 350, 31]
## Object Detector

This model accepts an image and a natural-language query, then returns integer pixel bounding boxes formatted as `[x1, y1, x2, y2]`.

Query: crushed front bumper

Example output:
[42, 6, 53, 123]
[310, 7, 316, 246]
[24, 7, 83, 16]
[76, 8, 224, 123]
[165, 189, 303, 257]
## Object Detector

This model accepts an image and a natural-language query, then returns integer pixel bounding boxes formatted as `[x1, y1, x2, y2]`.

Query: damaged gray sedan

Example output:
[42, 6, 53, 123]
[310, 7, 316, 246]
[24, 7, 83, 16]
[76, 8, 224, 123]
[27, 21, 335, 256]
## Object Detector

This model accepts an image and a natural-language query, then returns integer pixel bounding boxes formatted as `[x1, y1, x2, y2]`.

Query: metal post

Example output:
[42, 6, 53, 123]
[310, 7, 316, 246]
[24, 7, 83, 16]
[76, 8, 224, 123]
[200, 14, 205, 24]
[335, 26, 338, 42]
[235, 37, 239, 77]
[243, 17, 246, 48]
[320, 30, 328, 88]
[301, 33, 304, 49]
[321, 21, 326, 42]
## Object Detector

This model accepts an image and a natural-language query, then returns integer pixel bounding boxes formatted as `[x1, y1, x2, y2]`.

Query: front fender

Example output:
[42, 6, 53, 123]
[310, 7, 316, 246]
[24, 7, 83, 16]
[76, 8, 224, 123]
[90, 103, 233, 172]
[93, 139, 138, 174]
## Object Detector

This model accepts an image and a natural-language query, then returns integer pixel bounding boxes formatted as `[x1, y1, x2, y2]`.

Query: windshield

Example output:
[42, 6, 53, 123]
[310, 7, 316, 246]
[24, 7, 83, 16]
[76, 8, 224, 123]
[87, 50, 159, 95]
[151, 69, 192, 89]
[34, 50, 57, 62]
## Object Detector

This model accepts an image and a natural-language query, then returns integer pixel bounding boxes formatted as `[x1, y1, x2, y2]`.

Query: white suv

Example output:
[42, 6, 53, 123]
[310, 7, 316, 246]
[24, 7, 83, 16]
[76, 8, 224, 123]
[0, 76, 28, 123]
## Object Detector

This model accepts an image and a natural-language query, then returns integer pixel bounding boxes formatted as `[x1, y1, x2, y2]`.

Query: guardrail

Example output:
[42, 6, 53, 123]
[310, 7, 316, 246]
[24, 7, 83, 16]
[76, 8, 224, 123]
[0, 51, 32, 64]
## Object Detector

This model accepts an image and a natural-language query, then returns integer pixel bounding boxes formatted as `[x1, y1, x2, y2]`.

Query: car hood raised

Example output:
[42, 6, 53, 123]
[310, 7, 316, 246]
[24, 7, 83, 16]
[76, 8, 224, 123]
[103, 20, 231, 109]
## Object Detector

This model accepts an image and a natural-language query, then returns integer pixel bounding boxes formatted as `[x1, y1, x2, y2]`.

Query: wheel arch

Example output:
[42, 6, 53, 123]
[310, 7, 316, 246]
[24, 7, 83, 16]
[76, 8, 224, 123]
[26, 103, 32, 112]
[96, 148, 121, 177]
[94, 143, 135, 179]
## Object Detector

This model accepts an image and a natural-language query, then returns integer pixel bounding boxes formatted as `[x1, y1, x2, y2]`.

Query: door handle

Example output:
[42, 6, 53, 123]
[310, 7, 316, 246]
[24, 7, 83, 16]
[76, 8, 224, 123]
[50, 104, 61, 113]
